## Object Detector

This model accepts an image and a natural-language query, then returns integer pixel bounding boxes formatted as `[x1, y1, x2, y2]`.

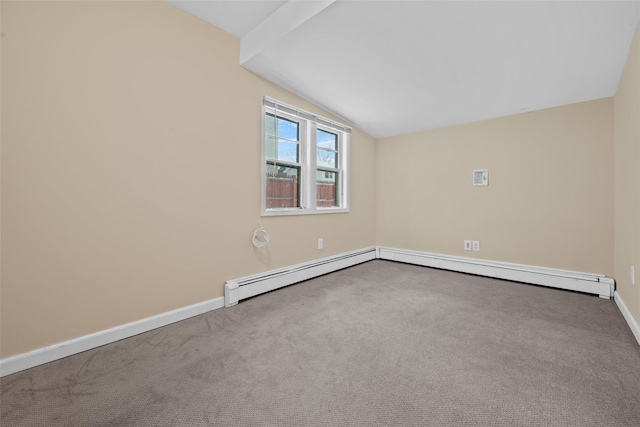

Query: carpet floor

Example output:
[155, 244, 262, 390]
[1, 260, 640, 426]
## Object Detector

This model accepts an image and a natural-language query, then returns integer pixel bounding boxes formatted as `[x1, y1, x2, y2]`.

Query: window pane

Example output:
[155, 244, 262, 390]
[265, 113, 276, 135]
[266, 137, 298, 162]
[265, 114, 299, 141]
[317, 129, 337, 150]
[317, 149, 336, 168]
[266, 136, 276, 159]
[278, 140, 298, 162]
[278, 117, 298, 140]
[266, 163, 301, 209]
[317, 170, 338, 207]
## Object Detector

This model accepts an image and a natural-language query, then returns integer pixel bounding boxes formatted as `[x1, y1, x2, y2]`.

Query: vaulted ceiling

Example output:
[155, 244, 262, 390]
[168, 0, 640, 138]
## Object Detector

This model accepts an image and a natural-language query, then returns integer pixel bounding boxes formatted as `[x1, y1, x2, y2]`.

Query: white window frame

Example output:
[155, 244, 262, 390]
[261, 96, 350, 216]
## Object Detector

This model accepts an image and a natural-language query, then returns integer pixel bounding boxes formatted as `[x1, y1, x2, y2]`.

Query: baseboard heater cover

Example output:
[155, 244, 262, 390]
[377, 246, 614, 299]
[225, 247, 377, 307]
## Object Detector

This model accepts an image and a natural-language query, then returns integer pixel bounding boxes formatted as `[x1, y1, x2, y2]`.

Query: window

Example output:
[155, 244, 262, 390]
[262, 96, 350, 216]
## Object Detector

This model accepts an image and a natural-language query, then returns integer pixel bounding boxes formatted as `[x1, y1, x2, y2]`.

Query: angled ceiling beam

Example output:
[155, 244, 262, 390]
[240, 0, 336, 65]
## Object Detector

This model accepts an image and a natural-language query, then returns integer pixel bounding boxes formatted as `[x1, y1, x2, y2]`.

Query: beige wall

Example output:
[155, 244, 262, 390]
[0, 1, 377, 358]
[614, 22, 640, 325]
[1, 0, 636, 362]
[377, 98, 614, 276]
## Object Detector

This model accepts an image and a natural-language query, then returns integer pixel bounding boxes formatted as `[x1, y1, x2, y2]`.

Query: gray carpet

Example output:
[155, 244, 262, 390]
[2, 260, 640, 426]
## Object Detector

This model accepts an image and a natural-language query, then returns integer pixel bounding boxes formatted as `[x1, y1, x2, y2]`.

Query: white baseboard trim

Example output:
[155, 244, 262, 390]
[0, 296, 224, 378]
[1, 245, 620, 377]
[378, 246, 615, 299]
[614, 291, 640, 346]
[225, 246, 377, 306]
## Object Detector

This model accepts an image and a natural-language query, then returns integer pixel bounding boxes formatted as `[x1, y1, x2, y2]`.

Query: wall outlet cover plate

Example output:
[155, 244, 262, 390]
[473, 169, 488, 186]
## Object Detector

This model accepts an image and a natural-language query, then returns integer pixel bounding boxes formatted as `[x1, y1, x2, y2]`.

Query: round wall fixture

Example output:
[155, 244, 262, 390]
[252, 221, 270, 248]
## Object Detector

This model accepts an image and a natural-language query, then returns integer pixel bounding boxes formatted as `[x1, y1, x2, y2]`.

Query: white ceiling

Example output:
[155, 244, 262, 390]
[167, 1, 287, 38]
[169, 0, 640, 139]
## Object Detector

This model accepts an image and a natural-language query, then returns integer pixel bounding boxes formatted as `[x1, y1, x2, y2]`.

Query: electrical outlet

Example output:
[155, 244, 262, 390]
[632, 265, 635, 286]
[464, 240, 472, 251]
[472, 241, 480, 252]
[318, 238, 323, 250]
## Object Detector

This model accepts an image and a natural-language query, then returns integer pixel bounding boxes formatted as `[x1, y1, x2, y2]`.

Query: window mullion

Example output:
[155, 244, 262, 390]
[307, 121, 317, 211]
[340, 133, 348, 210]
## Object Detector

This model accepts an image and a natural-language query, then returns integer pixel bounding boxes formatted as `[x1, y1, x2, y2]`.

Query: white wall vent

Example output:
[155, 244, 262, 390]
[473, 169, 488, 186]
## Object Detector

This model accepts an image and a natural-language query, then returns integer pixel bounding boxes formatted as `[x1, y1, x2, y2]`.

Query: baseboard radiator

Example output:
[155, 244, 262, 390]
[224, 247, 377, 307]
[378, 246, 614, 299]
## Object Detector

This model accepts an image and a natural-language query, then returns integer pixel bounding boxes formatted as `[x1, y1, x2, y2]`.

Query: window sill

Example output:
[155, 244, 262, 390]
[261, 207, 350, 217]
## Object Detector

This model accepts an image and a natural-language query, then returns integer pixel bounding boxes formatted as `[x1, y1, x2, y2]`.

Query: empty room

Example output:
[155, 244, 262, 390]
[1, 0, 640, 426]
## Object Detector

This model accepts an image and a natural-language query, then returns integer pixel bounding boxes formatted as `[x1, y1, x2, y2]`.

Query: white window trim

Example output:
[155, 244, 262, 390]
[261, 96, 350, 216]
